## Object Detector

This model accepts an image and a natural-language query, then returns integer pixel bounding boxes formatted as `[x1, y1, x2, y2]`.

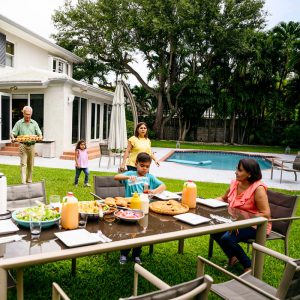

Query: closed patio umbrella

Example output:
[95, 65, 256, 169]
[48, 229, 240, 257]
[108, 81, 127, 167]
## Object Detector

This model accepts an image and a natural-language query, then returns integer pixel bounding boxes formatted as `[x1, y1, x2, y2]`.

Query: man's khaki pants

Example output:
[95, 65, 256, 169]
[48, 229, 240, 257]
[19, 144, 35, 184]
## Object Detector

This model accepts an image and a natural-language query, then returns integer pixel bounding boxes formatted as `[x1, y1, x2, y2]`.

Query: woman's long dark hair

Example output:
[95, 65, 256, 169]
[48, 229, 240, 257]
[238, 158, 262, 183]
[134, 122, 148, 139]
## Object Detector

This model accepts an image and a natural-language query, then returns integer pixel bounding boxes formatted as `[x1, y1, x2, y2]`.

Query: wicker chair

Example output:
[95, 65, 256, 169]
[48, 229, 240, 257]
[198, 243, 300, 300]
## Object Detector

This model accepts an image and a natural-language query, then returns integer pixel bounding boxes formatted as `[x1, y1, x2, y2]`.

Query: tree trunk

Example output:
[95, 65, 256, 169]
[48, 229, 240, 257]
[153, 93, 164, 138]
[223, 118, 227, 143]
[230, 112, 236, 144]
[180, 120, 190, 140]
[240, 118, 248, 144]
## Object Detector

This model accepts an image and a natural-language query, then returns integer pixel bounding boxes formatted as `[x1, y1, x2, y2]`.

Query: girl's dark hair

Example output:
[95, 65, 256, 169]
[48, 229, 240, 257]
[75, 139, 86, 150]
[136, 152, 151, 163]
[238, 158, 262, 183]
[134, 122, 148, 138]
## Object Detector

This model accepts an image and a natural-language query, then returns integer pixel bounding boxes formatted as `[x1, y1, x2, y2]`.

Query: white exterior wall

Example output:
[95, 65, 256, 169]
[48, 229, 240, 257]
[43, 83, 68, 157]
[0, 30, 73, 73]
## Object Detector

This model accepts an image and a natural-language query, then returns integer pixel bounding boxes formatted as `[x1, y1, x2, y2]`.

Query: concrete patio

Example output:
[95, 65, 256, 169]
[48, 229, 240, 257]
[0, 147, 299, 190]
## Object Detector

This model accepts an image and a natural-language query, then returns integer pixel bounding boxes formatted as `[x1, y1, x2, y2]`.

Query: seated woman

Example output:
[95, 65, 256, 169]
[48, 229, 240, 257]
[212, 158, 271, 273]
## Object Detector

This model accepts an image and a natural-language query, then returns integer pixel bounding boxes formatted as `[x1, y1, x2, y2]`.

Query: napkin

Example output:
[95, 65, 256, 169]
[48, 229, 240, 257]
[0, 219, 19, 235]
[0, 235, 24, 244]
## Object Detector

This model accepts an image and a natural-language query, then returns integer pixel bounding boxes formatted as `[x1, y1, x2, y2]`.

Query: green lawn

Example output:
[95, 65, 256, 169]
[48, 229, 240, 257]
[0, 164, 299, 300]
[151, 140, 300, 154]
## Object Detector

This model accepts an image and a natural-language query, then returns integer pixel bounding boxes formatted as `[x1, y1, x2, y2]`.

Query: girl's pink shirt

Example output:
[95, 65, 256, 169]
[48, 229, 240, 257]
[76, 149, 88, 168]
[227, 180, 271, 235]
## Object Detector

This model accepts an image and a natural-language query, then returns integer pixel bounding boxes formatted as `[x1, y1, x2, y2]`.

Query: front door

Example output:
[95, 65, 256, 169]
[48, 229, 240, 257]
[0, 93, 11, 142]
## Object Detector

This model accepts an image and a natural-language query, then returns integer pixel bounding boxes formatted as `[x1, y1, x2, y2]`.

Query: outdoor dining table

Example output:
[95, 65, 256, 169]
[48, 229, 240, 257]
[0, 202, 268, 300]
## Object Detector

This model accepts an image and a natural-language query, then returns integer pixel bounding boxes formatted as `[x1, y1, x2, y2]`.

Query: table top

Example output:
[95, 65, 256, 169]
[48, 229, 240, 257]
[0, 203, 258, 261]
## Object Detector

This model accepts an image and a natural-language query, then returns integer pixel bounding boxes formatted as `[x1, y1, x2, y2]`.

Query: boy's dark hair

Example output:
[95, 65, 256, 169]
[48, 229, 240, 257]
[238, 158, 262, 183]
[136, 152, 151, 163]
[134, 122, 148, 138]
[75, 139, 86, 150]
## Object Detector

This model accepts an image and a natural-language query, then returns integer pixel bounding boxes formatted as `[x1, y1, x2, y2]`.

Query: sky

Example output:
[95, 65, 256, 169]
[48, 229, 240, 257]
[1, 0, 299, 85]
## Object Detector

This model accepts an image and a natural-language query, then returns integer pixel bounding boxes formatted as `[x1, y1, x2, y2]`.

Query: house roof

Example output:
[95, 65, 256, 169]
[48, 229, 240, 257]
[0, 67, 114, 101]
[0, 14, 83, 63]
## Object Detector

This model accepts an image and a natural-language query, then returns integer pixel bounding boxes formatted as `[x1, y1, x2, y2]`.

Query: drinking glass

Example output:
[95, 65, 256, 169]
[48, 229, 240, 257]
[78, 213, 88, 228]
[49, 195, 61, 212]
[30, 217, 41, 239]
[103, 214, 115, 226]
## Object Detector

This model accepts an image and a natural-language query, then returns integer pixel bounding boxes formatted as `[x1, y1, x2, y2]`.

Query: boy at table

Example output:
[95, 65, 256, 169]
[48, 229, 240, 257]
[114, 152, 166, 264]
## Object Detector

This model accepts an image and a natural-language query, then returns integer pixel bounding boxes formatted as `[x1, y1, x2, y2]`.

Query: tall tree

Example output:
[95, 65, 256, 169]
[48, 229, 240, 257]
[52, 0, 266, 138]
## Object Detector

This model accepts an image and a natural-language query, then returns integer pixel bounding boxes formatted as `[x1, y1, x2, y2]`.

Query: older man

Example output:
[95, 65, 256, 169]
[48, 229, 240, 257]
[11, 106, 42, 184]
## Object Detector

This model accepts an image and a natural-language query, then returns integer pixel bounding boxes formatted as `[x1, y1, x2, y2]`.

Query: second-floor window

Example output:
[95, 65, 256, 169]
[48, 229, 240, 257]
[6, 42, 14, 67]
[52, 57, 69, 75]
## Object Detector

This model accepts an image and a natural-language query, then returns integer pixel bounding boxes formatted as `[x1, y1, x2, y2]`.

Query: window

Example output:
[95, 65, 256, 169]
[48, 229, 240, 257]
[52, 57, 69, 75]
[90, 103, 102, 140]
[103, 104, 111, 140]
[72, 97, 87, 144]
[6, 42, 14, 67]
[30, 94, 44, 134]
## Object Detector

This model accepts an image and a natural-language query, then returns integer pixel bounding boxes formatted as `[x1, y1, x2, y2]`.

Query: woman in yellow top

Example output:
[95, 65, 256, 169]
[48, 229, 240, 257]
[120, 122, 160, 171]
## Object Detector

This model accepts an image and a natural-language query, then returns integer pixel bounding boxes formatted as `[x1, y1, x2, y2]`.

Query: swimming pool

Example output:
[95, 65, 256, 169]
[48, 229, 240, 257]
[166, 151, 272, 170]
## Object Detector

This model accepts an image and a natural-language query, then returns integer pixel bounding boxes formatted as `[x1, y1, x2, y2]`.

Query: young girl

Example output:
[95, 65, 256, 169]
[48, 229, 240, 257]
[74, 140, 90, 187]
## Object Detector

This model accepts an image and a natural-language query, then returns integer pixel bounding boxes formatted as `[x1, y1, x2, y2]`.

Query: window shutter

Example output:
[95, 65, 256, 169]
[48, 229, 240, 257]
[0, 32, 6, 67]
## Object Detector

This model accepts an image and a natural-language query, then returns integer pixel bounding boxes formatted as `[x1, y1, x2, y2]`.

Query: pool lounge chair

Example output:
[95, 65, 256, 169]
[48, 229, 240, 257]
[270, 155, 300, 183]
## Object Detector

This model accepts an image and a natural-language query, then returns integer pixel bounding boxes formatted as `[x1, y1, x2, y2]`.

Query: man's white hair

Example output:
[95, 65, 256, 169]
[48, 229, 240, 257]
[22, 106, 32, 114]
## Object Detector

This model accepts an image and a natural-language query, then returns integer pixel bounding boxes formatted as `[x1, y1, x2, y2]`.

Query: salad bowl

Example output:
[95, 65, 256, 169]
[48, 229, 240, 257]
[12, 206, 61, 229]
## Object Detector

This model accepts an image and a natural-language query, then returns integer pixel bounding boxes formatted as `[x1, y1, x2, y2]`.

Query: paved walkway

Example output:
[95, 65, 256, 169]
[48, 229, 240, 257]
[0, 148, 299, 191]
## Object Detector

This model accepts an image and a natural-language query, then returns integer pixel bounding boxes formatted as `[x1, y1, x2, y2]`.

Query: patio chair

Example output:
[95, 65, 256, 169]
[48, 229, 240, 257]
[52, 282, 70, 300]
[122, 263, 212, 300]
[270, 155, 300, 183]
[7, 181, 47, 210]
[198, 242, 300, 300]
[208, 190, 300, 258]
[99, 143, 123, 169]
[92, 175, 125, 199]
[52, 264, 213, 300]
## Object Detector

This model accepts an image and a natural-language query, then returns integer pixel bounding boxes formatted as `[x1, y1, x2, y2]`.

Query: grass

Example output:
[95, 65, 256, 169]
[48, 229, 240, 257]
[151, 140, 300, 154]
[0, 164, 299, 300]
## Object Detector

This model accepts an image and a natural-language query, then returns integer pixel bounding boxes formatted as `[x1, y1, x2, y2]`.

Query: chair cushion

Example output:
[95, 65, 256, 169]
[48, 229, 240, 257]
[119, 276, 206, 300]
[94, 176, 125, 199]
[7, 182, 46, 210]
[212, 272, 277, 300]
[267, 190, 297, 236]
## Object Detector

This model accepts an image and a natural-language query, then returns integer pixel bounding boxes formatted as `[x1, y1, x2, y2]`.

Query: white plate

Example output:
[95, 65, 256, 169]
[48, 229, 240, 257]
[0, 220, 19, 235]
[55, 229, 103, 247]
[174, 213, 211, 225]
[196, 198, 229, 208]
[154, 191, 181, 200]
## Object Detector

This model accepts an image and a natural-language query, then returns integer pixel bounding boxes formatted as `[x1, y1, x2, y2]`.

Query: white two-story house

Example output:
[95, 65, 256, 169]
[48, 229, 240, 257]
[0, 14, 113, 158]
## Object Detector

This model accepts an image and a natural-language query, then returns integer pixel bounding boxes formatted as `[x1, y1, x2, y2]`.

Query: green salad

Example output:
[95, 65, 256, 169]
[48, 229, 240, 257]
[15, 206, 60, 222]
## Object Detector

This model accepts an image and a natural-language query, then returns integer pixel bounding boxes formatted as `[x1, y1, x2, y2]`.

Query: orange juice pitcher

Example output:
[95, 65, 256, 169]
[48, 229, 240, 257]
[61, 192, 79, 229]
[182, 180, 197, 208]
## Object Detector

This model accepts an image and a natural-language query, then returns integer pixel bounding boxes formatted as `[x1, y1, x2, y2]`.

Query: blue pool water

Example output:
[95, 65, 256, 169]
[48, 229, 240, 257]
[167, 151, 271, 171]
